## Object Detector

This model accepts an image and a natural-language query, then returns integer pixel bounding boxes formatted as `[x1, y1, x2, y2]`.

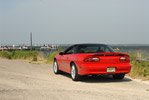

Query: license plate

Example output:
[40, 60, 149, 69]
[107, 67, 116, 72]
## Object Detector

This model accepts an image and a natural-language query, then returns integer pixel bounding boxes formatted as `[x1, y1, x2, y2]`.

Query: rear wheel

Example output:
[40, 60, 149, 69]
[71, 63, 80, 81]
[53, 60, 61, 74]
[112, 73, 125, 79]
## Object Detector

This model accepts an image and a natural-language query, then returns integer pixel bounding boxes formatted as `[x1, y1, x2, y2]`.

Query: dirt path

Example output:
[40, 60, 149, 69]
[0, 59, 149, 100]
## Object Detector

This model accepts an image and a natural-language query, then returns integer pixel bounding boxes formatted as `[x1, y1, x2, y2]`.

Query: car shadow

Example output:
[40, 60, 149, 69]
[80, 75, 132, 83]
[59, 72, 132, 83]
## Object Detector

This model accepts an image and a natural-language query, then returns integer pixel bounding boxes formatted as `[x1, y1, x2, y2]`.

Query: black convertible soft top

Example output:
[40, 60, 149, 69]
[72, 43, 107, 46]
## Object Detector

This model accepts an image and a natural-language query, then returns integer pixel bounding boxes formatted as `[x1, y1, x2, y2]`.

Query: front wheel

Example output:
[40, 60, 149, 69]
[71, 63, 80, 81]
[112, 73, 125, 79]
[53, 60, 61, 74]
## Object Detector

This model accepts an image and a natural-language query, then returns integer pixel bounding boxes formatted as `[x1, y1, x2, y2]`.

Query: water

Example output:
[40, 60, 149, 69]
[40, 45, 149, 57]
[62, 45, 149, 55]
[111, 46, 149, 55]
[39, 49, 58, 57]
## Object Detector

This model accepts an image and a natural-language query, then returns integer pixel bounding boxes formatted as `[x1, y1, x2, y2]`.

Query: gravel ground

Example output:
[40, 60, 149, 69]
[0, 59, 149, 100]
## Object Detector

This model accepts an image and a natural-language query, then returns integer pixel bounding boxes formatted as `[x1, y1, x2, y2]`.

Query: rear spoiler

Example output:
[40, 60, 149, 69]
[92, 52, 129, 57]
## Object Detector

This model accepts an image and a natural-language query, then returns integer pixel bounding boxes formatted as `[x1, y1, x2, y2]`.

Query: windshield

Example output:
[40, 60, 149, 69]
[77, 45, 115, 53]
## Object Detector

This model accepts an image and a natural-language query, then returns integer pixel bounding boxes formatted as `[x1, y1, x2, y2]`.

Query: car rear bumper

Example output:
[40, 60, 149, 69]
[77, 63, 131, 75]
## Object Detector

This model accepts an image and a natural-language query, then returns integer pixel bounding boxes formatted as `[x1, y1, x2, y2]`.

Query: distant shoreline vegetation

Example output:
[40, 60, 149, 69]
[0, 51, 39, 61]
[1, 44, 149, 55]
[0, 47, 62, 62]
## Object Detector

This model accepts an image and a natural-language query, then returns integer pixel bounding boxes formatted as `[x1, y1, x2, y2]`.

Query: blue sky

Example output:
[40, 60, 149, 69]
[0, 0, 149, 44]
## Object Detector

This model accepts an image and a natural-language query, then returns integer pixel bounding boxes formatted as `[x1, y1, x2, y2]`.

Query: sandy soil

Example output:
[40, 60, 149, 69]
[0, 59, 149, 100]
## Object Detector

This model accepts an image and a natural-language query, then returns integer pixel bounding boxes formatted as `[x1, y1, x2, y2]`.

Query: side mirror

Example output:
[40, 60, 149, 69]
[59, 52, 64, 55]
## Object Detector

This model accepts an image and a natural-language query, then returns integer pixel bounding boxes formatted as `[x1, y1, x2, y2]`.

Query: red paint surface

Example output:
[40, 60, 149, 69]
[55, 52, 131, 75]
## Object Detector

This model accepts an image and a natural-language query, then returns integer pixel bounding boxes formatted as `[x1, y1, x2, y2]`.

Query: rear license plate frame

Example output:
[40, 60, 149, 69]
[107, 67, 116, 72]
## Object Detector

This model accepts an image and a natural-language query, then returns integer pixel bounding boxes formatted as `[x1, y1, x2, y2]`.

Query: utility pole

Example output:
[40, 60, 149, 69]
[30, 32, 32, 50]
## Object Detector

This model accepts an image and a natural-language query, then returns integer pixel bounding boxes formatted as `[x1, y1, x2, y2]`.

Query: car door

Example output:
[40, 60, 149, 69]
[60, 46, 75, 73]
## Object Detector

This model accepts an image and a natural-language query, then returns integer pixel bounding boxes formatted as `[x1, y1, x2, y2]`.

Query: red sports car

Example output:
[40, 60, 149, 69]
[53, 44, 131, 81]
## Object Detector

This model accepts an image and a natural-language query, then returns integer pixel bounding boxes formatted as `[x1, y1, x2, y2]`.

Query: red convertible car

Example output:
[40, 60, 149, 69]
[53, 44, 131, 81]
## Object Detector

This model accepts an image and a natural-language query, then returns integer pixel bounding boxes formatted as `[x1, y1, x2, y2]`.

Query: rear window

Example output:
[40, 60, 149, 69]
[77, 45, 115, 53]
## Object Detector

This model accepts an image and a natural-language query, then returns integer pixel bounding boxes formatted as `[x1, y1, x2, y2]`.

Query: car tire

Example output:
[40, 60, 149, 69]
[53, 60, 61, 74]
[112, 73, 125, 79]
[71, 63, 80, 81]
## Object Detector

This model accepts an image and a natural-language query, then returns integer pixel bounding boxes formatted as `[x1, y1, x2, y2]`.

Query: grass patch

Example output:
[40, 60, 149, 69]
[0, 50, 40, 61]
[0, 51, 12, 59]
[129, 52, 149, 80]
[46, 52, 59, 63]
[0, 49, 61, 63]
[45, 47, 62, 63]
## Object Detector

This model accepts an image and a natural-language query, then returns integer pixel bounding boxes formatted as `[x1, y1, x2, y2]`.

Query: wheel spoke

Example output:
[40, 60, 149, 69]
[54, 62, 57, 73]
[71, 65, 75, 79]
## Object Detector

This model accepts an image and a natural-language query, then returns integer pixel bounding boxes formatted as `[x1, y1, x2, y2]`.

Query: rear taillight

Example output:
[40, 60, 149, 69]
[84, 57, 100, 62]
[119, 57, 130, 62]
